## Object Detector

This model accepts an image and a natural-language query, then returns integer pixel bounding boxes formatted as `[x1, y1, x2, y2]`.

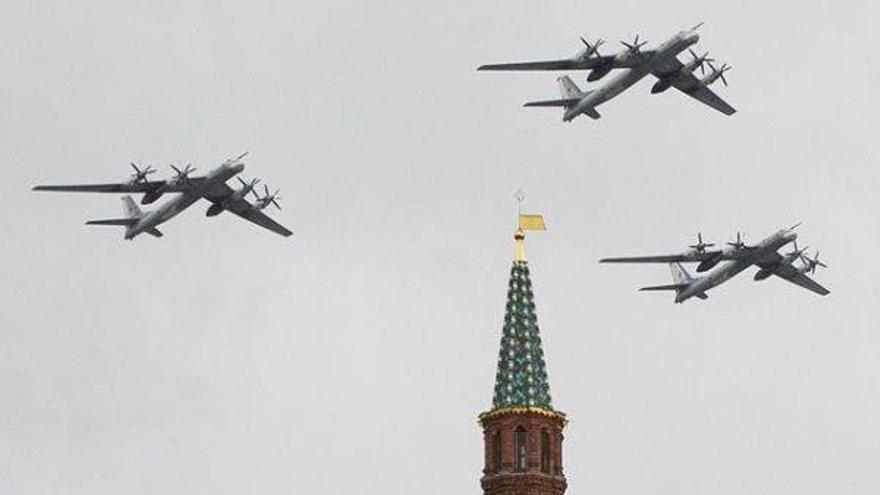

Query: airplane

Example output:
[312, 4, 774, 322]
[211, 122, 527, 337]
[32, 152, 292, 239]
[599, 224, 829, 303]
[477, 23, 735, 121]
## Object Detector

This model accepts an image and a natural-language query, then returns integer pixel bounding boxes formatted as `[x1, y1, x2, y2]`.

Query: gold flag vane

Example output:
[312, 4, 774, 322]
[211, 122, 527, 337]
[513, 190, 546, 262]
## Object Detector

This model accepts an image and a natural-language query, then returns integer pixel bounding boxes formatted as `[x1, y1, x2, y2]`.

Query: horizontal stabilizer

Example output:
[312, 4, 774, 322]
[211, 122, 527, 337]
[639, 283, 689, 292]
[524, 98, 581, 108]
[147, 227, 163, 238]
[85, 218, 138, 226]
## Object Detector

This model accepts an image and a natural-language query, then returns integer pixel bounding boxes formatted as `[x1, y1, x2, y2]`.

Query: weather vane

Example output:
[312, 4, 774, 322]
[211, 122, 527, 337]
[511, 190, 545, 262]
[514, 189, 526, 216]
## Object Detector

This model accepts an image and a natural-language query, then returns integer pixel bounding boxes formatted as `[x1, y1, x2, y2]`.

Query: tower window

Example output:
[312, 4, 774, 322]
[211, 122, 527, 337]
[493, 430, 502, 473]
[514, 426, 527, 471]
[540, 428, 550, 473]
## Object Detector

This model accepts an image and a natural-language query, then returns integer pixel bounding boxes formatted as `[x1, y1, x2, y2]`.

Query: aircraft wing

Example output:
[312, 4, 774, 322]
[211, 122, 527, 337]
[479, 52, 653, 71]
[202, 184, 292, 237]
[766, 263, 830, 296]
[601, 254, 694, 263]
[33, 179, 202, 193]
[652, 61, 736, 116]
[600, 249, 733, 264]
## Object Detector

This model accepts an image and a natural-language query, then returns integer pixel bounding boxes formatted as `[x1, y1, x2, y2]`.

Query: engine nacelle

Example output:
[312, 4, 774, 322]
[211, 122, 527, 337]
[141, 189, 164, 205]
[587, 65, 612, 82]
[651, 79, 673, 94]
[696, 253, 723, 272]
[753, 269, 773, 281]
[206, 203, 224, 217]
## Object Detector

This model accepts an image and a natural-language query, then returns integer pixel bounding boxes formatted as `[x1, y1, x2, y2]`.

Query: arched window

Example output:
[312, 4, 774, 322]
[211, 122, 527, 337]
[492, 430, 502, 473]
[540, 429, 551, 473]
[514, 426, 527, 471]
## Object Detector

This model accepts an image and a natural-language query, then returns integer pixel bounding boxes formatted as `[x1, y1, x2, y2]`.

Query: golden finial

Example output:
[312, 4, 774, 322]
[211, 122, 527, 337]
[513, 190, 545, 261]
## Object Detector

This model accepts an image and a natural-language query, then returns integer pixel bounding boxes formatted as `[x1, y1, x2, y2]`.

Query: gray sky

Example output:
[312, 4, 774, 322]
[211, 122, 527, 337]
[1, 0, 878, 493]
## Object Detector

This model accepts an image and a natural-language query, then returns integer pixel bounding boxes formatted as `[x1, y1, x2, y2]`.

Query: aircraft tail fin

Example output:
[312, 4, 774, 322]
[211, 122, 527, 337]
[122, 195, 142, 219]
[670, 262, 694, 284]
[85, 196, 149, 239]
[557, 75, 585, 99]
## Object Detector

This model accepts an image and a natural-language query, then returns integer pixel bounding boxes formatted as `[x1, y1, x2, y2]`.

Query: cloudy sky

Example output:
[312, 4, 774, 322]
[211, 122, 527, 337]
[1, 0, 878, 493]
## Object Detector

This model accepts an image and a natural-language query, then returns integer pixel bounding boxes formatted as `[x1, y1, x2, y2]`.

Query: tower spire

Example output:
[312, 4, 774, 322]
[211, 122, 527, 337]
[491, 254, 553, 409]
[479, 206, 567, 495]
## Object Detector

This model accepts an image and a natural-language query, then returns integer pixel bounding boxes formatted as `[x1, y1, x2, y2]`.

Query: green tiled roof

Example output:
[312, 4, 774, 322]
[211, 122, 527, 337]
[491, 260, 553, 411]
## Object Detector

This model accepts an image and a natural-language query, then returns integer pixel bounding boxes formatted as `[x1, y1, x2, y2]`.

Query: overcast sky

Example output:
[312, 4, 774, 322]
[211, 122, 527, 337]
[1, 1, 878, 494]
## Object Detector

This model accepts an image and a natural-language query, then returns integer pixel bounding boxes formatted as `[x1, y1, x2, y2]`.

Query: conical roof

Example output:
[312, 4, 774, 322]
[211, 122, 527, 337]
[491, 259, 553, 411]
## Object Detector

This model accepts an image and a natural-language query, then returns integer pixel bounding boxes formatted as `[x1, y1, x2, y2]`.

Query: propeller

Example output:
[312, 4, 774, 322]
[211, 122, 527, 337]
[787, 241, 808, 259]
[170, 163, 197, 183]
[257, 184, 282, 211]
[621, 35, 648, 56]
[727, 231, 746, 250]
[237, 176, 261, 199]
[706, 61, 732, 86]
[800, 252, 828, 274]
[688, 232, 715, 253]
[688, 49, 714, 75]
[129, 163, 156, 184]
[579, 37, 604, 58]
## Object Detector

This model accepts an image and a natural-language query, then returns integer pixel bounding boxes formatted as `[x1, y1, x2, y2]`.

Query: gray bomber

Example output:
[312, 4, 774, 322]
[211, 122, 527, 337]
[33, 153, 292, 239]
[600, 224, 829, 303]
[479, 24, 735, 121]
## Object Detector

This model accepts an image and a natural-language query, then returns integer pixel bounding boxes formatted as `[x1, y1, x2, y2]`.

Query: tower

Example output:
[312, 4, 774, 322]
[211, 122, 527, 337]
[479, 217, 568, 495]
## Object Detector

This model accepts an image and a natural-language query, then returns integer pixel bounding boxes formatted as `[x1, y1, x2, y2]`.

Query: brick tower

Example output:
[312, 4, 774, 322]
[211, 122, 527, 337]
[479, 221, 567, 495]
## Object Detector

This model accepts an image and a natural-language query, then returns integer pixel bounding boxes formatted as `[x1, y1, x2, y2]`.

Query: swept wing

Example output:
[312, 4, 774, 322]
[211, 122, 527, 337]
[479, 51, 654, 72]
[651, 59, 736, 115]
[600, 249, 737, 264]
[33, 178, 202, 194]
[763, 262, 830, 296]
[202, 183, 292, 237]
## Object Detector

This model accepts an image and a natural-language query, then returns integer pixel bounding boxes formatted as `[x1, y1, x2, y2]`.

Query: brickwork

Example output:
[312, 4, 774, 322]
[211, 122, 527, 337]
[479, 408, 567, 495]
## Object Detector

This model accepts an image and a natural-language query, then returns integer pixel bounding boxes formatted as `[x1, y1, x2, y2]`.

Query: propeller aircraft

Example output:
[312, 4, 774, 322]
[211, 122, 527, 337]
[478, 23, 736, 121]
[32, 152, 292, 239]
[600, 224, 830, 303]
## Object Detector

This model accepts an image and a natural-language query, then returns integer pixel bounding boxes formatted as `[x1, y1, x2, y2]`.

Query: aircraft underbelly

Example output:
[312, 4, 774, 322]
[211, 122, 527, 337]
[598, 68, 651, 105]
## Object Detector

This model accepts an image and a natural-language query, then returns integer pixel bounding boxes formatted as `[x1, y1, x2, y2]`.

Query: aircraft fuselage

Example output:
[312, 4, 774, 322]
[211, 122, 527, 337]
[565, 30, 700, 122]
[125, 161, 245, 239]
[676, 229, 797, 303]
